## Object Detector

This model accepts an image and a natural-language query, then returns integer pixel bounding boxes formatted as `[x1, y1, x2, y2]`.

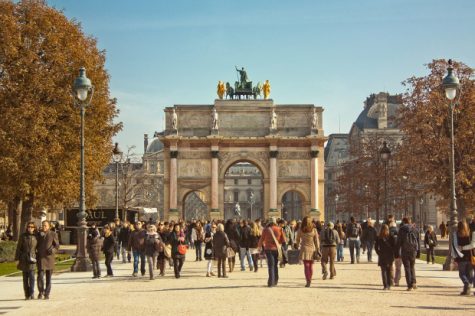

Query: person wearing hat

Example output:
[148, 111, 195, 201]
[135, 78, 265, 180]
[258, 217, 286, 287]
[87, 225, 103, 279]
[320, 221, 340, 280]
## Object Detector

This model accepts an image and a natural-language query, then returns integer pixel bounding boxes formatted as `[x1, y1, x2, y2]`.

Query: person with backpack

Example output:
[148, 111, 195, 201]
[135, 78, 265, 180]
[363, 218, 377, 263]
[345, 217, 362, 264]
[320, 221, 339, 280]
[396, 217, 420, 291]
[144, 224, 162, 280]
[424, 225, 437, 264]
[375, 224, 396, 290]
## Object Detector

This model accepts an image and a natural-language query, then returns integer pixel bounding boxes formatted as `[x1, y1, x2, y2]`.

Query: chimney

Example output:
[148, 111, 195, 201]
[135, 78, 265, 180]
[144, 134, 149, 153]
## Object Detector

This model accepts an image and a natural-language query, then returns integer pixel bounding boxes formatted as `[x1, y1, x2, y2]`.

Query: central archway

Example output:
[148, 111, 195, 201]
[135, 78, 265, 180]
[183, 190, 208, 221]
[223, 161, 263, 220]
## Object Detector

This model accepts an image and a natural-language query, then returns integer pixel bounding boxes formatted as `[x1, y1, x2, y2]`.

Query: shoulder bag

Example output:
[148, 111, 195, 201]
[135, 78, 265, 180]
[268, 227, 283, 263]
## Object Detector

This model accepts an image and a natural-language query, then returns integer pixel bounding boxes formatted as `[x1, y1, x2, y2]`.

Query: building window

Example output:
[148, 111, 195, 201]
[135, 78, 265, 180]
[234, 179, 238, 185]
[248, 179, 252, 185]
[234, 191, 239, 202]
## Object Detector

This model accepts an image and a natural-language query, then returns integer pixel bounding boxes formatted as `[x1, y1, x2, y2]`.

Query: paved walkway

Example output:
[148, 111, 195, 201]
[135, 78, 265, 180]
[0, 248, 473, 316]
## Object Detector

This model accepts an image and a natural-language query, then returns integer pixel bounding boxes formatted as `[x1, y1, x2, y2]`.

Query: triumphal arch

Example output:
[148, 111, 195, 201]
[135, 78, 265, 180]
[159, 71, 326, 221]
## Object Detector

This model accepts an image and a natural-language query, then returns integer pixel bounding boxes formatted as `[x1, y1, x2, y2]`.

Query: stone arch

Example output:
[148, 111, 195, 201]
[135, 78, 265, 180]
[219, 155, 269, 180]
[181, 189, 208, 221]
[278, 187, 309, 220]
[278, 186, 309, 205]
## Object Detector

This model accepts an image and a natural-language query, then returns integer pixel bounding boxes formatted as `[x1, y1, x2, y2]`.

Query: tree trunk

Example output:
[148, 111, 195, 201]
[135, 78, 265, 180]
[12, 197, 22, 241]
[20, 194, 34, 234]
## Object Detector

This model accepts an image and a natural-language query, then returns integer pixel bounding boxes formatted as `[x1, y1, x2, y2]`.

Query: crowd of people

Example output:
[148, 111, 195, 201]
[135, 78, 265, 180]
[12, 215, 475, 300]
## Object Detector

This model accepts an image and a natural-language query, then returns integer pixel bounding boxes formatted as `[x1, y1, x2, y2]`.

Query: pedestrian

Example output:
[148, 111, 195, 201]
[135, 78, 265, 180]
[102, 225, 115, 277]
[170, 223, 186, 278]
[36, 220, 59, 300]
[389, 221, 401, 287]
[112, 218, 122, 260]
[249, 222, 261, 272]
[192, 221, 204, 261]
[454, 221, 473, 295]
[238, 220, 254, 271]
[439, 221, 447, 239]
[363, 218, 377, 263]
[375, 224, 396, 290]
[128, 221, 147, 277]
[144, 224, 161, 280]
[396, 217, 420, 291]
[157, 222, 170, 276]
[258, 217, 286, 287]
[224, 220, 239, 273]
[213, 223, 230, 278]
[204, 224, 216, 277]
[296, 216, 320, 287]
[424, 225, 437, 264]
[15, 222, 38, 300]
[87, 225, 102, 279]
[335, 223, 346, 262]
[320, 221, 339, 280]
[346, 217, 362, 264]
[118, 221, 131, 263]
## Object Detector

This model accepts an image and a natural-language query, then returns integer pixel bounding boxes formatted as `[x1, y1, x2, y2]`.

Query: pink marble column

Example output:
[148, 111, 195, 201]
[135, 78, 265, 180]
[310, 150, 319, 211]
[269, 150, 278, 211]
[211, 151, 219, 211]
[169, 151, 178, 211]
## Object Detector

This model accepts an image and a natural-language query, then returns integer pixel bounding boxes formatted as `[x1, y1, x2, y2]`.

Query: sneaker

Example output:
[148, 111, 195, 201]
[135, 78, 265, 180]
[206, 273, 210, 277]
[412, 285, 417, 290]
[322, 272, 328, 280]
[132, 272, 138, 277]
[407, 287, 413, 291]
[44, 295, 49, 300]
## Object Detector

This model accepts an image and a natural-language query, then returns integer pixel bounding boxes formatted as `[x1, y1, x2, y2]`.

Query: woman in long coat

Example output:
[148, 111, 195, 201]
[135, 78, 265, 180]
[296, 216, 320, 287]
[212, 223, 230, 278]
[36, 220, 59, 299]
[15, 222, 38, 300]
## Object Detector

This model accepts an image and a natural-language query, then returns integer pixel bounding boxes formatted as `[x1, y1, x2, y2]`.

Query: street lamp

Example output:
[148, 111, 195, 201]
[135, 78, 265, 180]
[71, 67, 94, 272]
[402, 175, 408, 218]
[248, 191, 256, 220]
[334, 194, 339, 220]
[112, 142, 123, 220]
[419, 197, 424, 233]
[364, 184, 369, 218]
[442, 59, 460, 271]
[380, 141, 391, 222]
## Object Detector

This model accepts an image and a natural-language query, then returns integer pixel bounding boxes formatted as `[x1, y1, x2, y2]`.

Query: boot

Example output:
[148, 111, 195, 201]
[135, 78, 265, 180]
[461, 284, 470, 295]
[305, 280, 311, 287]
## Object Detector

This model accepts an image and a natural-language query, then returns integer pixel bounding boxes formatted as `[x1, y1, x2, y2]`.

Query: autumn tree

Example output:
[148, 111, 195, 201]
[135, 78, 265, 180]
[398, 59, 475, 216]
[0, 0, 121, 239]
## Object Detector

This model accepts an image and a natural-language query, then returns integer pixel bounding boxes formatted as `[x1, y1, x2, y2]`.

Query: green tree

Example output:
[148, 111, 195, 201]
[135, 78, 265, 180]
[0, 0, 121, 239]
[398, 59, 475, 216]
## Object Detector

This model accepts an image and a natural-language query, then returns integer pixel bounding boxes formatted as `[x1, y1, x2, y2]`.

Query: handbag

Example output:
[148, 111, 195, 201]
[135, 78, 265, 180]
[177, 242, 188, 255]
[313, 250, 322, 261]
[227, 247, 235, 258]
[164, 244, 172, 258]
[268, 228, 283, 263]
[27, 253, 37, 264]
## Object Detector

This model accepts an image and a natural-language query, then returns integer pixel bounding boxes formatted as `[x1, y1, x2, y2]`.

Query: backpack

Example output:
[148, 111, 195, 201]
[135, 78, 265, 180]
[350, 224, 359, 238]
[325, 229, 335, 244]
[403, 228, 419, 253]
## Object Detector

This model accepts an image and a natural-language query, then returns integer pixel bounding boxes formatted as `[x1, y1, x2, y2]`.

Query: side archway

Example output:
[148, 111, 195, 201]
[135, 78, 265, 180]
[280, 190, 307, 221]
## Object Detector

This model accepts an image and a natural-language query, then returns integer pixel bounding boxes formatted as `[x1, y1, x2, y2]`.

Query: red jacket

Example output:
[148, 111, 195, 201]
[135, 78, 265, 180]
[258, 226, 286, 250]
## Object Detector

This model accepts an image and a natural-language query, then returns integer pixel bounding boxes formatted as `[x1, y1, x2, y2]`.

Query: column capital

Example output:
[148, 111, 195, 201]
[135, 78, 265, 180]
[269, 150, 278, 158]
[211, 150, 219, 158]
[310, 150, 319, 158]
[170, 151, 178, 159]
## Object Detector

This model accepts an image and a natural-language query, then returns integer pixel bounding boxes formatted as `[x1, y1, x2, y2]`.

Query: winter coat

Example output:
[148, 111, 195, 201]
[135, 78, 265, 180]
[363, 226, 378, 244]
[118, 226, 131, 245]
[375, 235, 396, 266]
[248, 234, 260, 249]
[239, 225, 251, 248]
[204, 231, 214, 260]
[102, 234, 116, 254]
[37, 230, 59, 271]
[128, 229, 146, 252]
[170, 231, 186, 259]
[212, 231, 230, 259]
[87, 236, 103, 261]
[144, 233, 161, 257]
[15, 232, 38, 272]
[424, 231, 438, 248]
[396, 224, 420, 258]
[296, 229, 320, 261]
[225, 225, 240, 252]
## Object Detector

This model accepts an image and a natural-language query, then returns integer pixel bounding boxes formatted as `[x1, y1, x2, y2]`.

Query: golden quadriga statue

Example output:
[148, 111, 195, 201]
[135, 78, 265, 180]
[263, 80, 271, 99]
[217, 81, 226, 99]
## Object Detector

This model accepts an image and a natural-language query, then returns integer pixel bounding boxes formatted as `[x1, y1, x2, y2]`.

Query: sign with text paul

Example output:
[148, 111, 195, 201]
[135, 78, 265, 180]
[65, 209, 120, 227]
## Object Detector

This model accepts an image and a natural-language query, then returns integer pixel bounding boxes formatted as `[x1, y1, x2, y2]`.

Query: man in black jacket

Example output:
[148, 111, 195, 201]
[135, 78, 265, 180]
[238, 220, 254, 271]
[396, 217, 420, 291]
[118, 221, 131, 263]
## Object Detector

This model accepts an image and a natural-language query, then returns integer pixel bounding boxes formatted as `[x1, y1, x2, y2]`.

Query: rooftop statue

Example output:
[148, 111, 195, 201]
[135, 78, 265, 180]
[270, 108, 277, 130]
[263, 80, 271, 99]
[217, 81, 225, 99]
[235, 66, 249, 89]
[211, 107, 219, 130]
[171, 108, 178, 130]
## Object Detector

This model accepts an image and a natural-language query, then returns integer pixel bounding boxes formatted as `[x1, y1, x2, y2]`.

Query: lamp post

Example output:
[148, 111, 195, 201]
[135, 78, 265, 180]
[248, 191, 256, 220]
[334, 194, 339, 221]
[112, 143, 123, 220]
[402, 175, 408, 218]
[71, 67, 94, 272]
[380, 141, 391, 221]
[442, 59, 460, 271]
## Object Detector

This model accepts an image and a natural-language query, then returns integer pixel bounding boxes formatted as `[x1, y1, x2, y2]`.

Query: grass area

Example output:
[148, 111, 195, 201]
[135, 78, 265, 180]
[419, 253, 447, 265]
[0, 253, 73, 277]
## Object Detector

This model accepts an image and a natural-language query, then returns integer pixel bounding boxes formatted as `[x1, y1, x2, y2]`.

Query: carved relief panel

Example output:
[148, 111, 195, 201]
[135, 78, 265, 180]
[178, 159, 211, 177]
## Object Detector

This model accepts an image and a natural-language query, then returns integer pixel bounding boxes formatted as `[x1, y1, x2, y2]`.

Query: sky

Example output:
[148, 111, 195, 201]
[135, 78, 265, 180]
[47, 0, 475, 154]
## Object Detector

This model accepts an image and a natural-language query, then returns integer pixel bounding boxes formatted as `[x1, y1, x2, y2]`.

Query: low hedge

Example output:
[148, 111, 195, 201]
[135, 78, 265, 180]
[0, 241, 17, 263]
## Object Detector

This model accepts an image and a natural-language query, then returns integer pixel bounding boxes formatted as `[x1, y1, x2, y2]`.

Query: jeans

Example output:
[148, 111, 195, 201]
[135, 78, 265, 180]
[121, 243, 130, 263]
[366, 241, 374, 261]
[303, 260, 313, 282]
[173, 257, 184, 277]
[91, 259, 101, 277]
[402, 256, 416, 288]
[458, 261, 473, 286]
[147, 255, 157, 278]
[105, 252, 114, 276]
[239, 247, 254, 270]
[380, 264, 394, 288]
[321, 246, 337, 278]
[114, 241, 121, 260]
[348, 239, 361, 263]
[22, 270, 35, 298]
[394, 258, 402, 285]
[265, 250, 279, 287]
[133, 250, 146, 275]
[426, 246, 435, 263]
[37, 269, 52, 296]
[194, 241, 202, 260]
[337, 244, 344, 261]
